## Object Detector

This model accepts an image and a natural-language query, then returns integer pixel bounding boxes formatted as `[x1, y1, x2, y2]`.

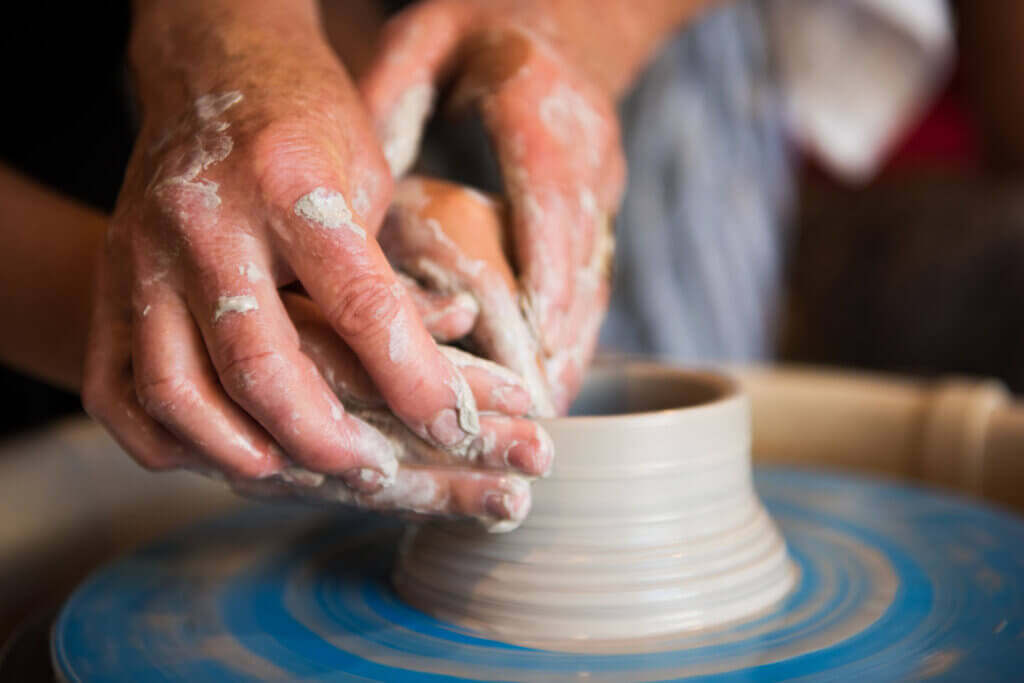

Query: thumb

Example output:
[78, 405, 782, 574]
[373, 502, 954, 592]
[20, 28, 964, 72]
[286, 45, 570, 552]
[359, 1, 471, 178]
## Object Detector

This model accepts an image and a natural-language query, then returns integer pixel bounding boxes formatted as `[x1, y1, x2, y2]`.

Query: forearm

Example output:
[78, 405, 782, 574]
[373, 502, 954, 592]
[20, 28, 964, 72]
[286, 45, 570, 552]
[0, 165, 105, 391]
[561, 0, 722, 98]
[129, 0, 330, 118]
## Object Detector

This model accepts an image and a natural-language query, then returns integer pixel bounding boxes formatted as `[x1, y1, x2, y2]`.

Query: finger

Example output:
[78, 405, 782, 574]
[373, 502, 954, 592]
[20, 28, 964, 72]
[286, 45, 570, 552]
[379, 178, 554, 415]
[283, 292, 383, 408]
[545, 308, 604, 414]
[438, 346, 530, 415]
[283, 291, 531, 418]
[82, 319, 192, 471]
[398, 272, 479, 341]
[132, 284, 289, 480]
[234, 465, 532, 531]
[82, 239, 194, 472]
[359, 1, 475, 177]
[462, 35, 621, 354]
[359, 467, 531, 530]
[353, 406, 552, 478]
[470, 414, 554, 476]
[278, 183, 482, 457]
[544, 214, 614, 413]
[179, 240, 400, 486]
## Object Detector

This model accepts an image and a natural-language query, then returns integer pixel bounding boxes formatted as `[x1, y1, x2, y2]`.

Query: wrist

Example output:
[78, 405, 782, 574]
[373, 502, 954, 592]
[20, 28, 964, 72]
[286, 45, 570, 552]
[129, 0, 330, 120]
[555, 0, 717, 98]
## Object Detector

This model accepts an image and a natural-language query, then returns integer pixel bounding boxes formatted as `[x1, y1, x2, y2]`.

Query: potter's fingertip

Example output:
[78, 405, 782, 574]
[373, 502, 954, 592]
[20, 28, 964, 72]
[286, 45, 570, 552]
[481, 476, 531, 523]
[277, 466, 325, 488]
[446, 311, 477, 338]
[501, 476, 532, 514]
[428, 408, 474, 451]
[504, 441, 539, 475]
[482, 491, 513, 520]
[484, 517, 524, 533]
[341, 467, 391, 492]
[503, 426, 554, 477]
[452, 291, 480, 317]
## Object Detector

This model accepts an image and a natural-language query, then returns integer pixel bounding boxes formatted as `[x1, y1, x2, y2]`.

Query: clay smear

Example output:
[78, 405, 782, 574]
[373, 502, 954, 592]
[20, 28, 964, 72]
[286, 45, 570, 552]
[149, 91, 244, 212]
[388, 308, 411, 363]
[213, 295, 259, 322]
[382, 84, 435, 178]
[240, 262, 267, 284]
[293, 187, 366, 239]
[538, 82, 603, 166]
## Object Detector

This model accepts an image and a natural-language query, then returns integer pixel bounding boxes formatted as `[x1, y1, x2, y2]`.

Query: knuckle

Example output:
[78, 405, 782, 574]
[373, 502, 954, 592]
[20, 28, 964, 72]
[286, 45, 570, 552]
[328, 274, 401, 341]
[136, 374, 196, 421]
[249, 121, 337, 211]
[218, 348, 287, 396]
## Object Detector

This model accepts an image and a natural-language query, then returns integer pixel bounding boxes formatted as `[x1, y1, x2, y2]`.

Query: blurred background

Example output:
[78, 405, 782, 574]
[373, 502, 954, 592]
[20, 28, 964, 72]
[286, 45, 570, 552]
[2, 0, 1023, 429]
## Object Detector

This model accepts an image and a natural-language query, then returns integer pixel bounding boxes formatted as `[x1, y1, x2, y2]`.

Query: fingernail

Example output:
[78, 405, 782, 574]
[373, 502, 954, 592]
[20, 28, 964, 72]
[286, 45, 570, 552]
[481, 477, 531, 532]
[483, 491, 513, 519]
[342, 467, 389, 493]
[504, 427, 554, 477]
[428, 408, 469, 448]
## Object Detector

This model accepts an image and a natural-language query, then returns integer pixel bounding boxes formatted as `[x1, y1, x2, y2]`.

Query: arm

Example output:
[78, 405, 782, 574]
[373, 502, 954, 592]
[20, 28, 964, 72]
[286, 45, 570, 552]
[360, 0, 718, 412]
[86, 0, 529, 487]
[528, 0, 718, 99]
[0, 163, 550, 529]
[0, 165, 104, 390]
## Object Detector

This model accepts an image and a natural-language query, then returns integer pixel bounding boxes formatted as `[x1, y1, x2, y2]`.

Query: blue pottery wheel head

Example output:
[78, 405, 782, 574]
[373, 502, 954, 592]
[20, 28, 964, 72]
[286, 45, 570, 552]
[53, 468, 1024, 682]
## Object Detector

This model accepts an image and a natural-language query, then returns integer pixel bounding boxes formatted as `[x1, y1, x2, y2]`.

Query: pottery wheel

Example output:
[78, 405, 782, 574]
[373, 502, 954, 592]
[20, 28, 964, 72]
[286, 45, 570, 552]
[53, 468, 1024, 682]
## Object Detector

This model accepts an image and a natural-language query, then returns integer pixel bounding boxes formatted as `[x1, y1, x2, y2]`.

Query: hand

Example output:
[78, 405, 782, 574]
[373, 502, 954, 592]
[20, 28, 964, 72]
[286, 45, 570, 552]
[380, 176, 557, 415]
[361, 0, 628, 413]
[232, 291, 553, 530]
[82, 7, 506, 490]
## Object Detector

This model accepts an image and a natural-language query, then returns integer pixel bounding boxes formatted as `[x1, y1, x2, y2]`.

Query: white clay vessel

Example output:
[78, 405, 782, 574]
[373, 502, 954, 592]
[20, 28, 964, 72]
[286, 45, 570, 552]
[394, 363, 796, 650]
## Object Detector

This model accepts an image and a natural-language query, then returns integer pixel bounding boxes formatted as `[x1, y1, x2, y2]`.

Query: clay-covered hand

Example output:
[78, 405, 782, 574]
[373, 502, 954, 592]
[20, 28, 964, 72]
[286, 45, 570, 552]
[82, 3, 509, 491]
[231, 291, 553, 530]
[361, 0, 629, 413]
[380, 177, 564, 416]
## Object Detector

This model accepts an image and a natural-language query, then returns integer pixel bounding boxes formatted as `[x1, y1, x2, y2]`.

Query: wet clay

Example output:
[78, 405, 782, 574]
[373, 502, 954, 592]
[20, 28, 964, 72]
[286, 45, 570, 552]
[394, 363, 796, 650]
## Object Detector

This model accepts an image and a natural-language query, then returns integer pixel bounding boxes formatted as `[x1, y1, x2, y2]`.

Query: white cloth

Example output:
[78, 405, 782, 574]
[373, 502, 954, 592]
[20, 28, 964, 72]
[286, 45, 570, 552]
[600, 0, 954, 363]
[767, 0, 953, 181]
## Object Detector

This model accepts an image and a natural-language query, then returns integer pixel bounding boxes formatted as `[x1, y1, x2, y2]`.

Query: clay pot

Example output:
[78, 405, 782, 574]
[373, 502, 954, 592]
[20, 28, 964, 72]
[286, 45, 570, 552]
[394, 362, 795, 650]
